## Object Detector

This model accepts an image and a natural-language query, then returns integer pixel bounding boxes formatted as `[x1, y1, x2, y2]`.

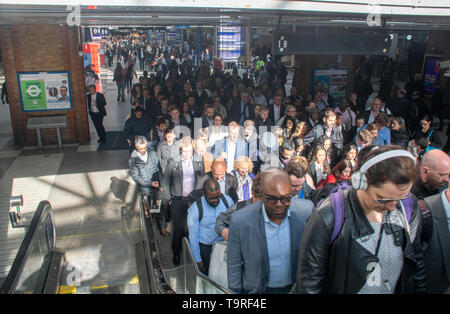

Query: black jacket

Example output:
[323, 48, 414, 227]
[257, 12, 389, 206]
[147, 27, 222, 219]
[87, 92, 107, 116]
[295, 188, 427, 294]
[411, 178, 440, 200]
[422, 193, 450, 293]
[390, 129, 410, 149]
[194, 172, 239, 203]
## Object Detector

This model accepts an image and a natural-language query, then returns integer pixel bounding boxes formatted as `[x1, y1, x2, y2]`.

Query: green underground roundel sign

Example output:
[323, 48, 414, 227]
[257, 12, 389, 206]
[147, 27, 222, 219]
[18, 72, 72, 112]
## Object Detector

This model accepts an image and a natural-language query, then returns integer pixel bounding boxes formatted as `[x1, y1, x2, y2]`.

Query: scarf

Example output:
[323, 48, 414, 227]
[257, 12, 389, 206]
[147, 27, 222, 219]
[233, 171, 253, 201]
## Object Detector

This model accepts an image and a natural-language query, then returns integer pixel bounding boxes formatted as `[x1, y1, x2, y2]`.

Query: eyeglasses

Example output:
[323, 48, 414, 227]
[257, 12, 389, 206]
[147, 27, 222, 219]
[374, 193, 410, 204]
[263, 193, 292, 205]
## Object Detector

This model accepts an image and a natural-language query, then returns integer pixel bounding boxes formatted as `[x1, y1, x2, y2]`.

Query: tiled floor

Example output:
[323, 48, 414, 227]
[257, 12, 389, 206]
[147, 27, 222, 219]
[0, 61, 148, 293]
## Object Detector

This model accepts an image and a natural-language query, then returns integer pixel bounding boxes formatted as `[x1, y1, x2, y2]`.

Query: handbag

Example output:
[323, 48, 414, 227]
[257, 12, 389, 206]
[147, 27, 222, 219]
[208, 241, 228, 289]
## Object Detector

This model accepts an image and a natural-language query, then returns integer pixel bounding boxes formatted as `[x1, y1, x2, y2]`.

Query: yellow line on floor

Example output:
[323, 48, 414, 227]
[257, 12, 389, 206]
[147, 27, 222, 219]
[58, 285, 77, 294]
[56, 228, 144, 240]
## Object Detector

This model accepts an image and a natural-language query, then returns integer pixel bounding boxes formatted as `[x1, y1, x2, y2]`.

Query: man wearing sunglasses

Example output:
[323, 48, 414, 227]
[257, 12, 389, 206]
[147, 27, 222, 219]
[295, 145, 427, 294]
[227, 168, 314, 294]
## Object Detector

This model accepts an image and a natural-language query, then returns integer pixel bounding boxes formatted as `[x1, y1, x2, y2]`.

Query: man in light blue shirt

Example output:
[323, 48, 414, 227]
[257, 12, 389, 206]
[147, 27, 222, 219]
[188, 178, 234, 275]
[262, 203, 292, 289]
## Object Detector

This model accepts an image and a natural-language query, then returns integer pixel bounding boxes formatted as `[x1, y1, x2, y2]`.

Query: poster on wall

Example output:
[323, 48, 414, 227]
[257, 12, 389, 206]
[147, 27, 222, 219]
[313, 68, 349, 101]
[18, 71, 72, 112]
[423, 55, 441, 95]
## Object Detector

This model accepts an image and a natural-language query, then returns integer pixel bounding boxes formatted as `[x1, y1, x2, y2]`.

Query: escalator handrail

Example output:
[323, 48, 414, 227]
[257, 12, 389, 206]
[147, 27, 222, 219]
[140, 194, 176, 294]
[0, 201, 54, 294]
[182, 237, 232, 294]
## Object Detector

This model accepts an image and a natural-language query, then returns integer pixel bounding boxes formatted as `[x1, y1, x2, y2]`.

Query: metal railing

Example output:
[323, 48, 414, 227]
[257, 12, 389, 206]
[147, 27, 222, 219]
[0, 201, 63, 294]
[139, 193, 231, 294]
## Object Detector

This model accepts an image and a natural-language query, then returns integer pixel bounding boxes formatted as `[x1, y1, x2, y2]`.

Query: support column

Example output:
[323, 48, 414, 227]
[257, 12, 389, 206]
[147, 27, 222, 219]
[196, 27, 202, 67]
[246, 21, 251, 69]
[291, 19, 296, 67]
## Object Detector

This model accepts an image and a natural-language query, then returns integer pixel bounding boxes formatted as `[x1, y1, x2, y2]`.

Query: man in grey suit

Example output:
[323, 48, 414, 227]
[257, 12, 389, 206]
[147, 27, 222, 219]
[422, 183, 450, 293]
[227, 168, 314, 294]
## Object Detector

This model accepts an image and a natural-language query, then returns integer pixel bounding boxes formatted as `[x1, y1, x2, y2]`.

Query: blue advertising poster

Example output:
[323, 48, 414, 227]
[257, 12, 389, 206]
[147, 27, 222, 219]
[423, 56, 441, 95]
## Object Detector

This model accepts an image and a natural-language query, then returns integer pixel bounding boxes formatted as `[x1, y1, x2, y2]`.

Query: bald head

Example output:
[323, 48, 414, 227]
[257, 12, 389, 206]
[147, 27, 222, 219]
[421, 149, 450, 169]
[211, 157, 227, 182]
[262, 168, 291, 191]
[420, 149, 450, 189]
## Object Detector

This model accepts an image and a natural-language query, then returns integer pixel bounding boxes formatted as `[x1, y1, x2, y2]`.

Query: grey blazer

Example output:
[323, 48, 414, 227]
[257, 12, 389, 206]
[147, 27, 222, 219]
[423, 193, 450, 293]
[161, 158, 204, 201]
[156, 140, 180, 174]
[227, 198, 314, 294]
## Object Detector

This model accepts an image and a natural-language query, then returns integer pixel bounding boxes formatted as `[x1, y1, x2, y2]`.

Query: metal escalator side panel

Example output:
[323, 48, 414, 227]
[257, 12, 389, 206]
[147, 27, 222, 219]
[0, 201, 54, 294]
[139, 194, 175, 294]
[182, 238, 231, 294]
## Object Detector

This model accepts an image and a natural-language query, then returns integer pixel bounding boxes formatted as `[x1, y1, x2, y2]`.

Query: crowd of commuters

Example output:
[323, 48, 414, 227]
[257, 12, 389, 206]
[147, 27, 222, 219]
[93, 36, 450, 294]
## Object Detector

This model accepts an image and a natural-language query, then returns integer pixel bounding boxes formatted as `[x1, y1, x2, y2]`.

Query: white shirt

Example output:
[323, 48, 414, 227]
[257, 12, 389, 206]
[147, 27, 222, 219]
[137, 151, 148, 163]
[274, 105, 281, 123]
[218, 177, 226, 195]
[90, 93, 99, 113]
[226, 140, 237, 173]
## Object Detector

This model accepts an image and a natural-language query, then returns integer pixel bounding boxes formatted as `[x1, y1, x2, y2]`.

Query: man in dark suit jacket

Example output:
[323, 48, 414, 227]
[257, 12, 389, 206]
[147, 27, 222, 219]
[230, 91, 253, 125]
[161, 137, 204, 265]
[194, 158, 239, 203]
[268, 94, 286, 124]
[422, 190, 450, 293]
[87, 84, 107, 143]
[227, 169, 314, 294]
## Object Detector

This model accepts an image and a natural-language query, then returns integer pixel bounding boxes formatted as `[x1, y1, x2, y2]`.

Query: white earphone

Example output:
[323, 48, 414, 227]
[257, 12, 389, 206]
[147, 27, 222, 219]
[351, 149, 416, 190]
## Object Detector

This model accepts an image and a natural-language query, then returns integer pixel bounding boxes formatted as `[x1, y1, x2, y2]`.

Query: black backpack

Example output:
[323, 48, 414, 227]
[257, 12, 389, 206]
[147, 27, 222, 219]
[196, 194, 229, 222]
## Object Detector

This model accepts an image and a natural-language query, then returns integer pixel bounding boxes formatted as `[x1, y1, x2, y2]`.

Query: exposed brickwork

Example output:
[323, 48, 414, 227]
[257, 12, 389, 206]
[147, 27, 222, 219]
[0, 24, 90, 147]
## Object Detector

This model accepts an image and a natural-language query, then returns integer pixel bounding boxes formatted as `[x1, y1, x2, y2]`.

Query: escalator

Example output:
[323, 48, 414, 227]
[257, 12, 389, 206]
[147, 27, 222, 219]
[0, 196, 230, 294]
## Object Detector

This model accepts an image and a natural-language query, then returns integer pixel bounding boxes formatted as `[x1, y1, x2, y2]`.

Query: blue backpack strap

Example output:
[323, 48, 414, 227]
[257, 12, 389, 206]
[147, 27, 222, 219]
[400, 196, 413, 222]
[330, 187, 346, 243]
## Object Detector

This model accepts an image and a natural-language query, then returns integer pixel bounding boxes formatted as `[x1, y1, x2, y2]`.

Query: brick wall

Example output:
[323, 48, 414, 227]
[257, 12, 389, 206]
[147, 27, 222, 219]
[0, 24, 90, 147]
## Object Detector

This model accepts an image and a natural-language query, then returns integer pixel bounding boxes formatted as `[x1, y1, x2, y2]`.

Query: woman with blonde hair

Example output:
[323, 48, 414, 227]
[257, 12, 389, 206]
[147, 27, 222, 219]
[232, 156, 254, 201]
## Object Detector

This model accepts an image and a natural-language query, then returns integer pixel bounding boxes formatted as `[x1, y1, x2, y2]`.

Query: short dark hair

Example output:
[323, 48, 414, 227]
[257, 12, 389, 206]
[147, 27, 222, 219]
[203, 178, 220, 193]
[285, 161, 305, 179]
[155, 117, 166, 127]
[251, 173, 264, 198]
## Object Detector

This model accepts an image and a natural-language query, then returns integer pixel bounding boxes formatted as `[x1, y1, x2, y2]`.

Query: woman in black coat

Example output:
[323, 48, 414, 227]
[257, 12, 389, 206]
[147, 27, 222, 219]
[389, 117, 409, 149]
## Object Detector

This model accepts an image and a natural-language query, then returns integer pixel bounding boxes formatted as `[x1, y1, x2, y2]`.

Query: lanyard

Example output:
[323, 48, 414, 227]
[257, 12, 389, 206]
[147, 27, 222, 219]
[374, 223, 385, 257]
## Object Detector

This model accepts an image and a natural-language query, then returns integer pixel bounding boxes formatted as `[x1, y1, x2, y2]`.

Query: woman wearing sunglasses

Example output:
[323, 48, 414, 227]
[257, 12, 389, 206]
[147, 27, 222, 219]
[294, 145, 427, 294]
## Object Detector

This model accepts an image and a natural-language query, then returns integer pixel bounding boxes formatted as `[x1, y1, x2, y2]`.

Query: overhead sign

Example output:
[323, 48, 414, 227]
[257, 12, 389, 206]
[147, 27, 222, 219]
[275, 32, 390, 56]
[166, 29, 183, 45]
[91, 27, 109, 39]
[218, 26, 244, 62]
[18, 72, 72, 112]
